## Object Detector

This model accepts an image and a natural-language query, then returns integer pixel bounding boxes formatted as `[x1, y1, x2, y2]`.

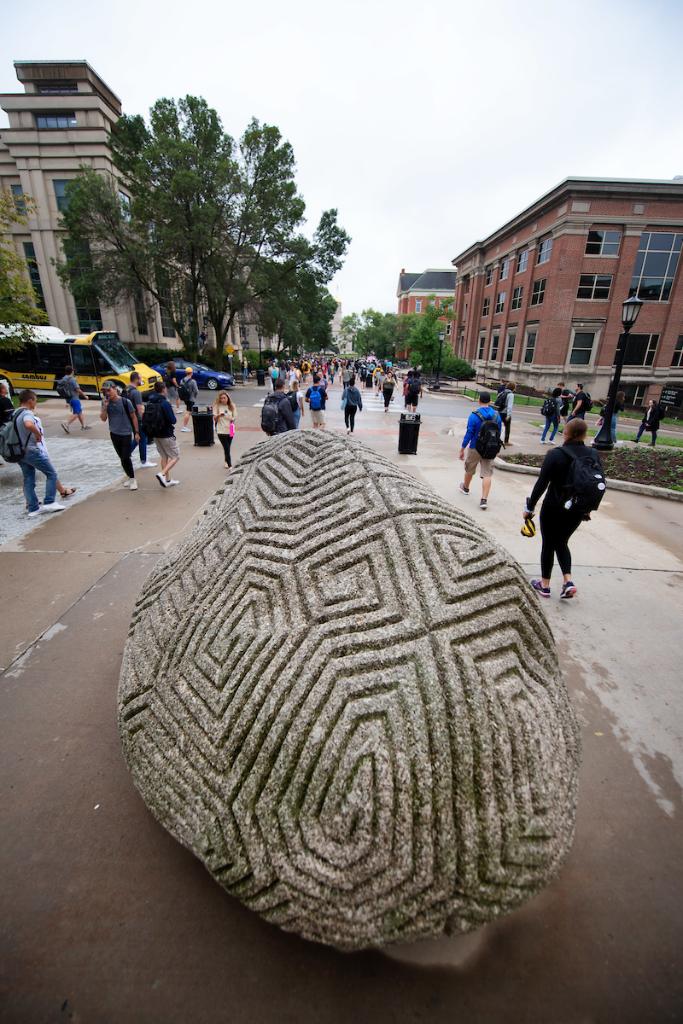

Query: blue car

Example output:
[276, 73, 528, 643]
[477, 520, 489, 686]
[152, 358, 235, 391]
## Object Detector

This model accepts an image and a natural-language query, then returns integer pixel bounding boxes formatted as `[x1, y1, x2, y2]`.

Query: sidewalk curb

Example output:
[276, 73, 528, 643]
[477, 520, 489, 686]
[494, 456, 683, 502]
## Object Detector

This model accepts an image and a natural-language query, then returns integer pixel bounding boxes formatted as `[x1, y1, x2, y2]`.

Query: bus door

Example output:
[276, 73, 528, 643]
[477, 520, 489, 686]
[68, 344, 101, 396]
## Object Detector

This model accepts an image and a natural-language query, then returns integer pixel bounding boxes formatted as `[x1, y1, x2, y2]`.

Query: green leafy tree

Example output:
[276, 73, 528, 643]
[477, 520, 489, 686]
[0, 191, 47, 351]
[348, 309, 413, 360]
[258, 267, 338, 354]
[58, 98, 350, 359]
[406, 298, 453, 371]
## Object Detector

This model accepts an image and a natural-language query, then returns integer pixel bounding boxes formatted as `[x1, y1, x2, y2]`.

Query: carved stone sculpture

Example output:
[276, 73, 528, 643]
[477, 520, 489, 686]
[118, 431, 580, 950]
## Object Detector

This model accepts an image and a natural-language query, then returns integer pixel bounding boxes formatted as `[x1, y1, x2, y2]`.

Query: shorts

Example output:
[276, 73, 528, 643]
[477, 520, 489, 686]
[154, 435, 180, 461]
[464, 449, 494, 479]
[184, 400, 194, 412]
[69, 398, 82, 414]
[311, 409, 326, 426]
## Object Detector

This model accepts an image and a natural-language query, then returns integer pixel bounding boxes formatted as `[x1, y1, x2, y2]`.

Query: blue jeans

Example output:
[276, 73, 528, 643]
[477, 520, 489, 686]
[20, 448, 58, 512]
[541, 416, 559, 442]
[293, 408, 301, 429]
[611, 414, 618, 444]
[130, 426, 148, 463]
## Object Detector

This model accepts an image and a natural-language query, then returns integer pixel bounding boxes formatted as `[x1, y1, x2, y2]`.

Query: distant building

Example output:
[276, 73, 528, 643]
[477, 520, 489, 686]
[451, 177, 683, 406]
[331, 298, 348, 351]
[395, 268, 456, 358]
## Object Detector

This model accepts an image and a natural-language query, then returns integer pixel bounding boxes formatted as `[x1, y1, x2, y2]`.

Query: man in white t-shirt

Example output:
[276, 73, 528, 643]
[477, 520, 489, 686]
[14, 389, 65, 518]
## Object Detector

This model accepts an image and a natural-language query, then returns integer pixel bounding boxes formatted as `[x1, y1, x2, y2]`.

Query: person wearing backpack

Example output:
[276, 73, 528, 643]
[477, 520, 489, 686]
[540, 387, 563, 444]
[494, 382, 516, 446]
[99, 380, 140, 490]
[568, 383, 591, 421]
[145, 382, 180, 487]
[179, 368, 199, 432]
[127, 371, 157, 469]
[406, 371, 422, 413]
[11, 390, 66, 517]
[634, 399, 663, 447]
[458, 392, 502, 510]
[305, 374, 328, 429]
[261, 378, 296, 436]
[524, 418, 605, 599]
[58, 365, 89, 434]
[341, 374, 363, 434]
[288, 379, 304, 428]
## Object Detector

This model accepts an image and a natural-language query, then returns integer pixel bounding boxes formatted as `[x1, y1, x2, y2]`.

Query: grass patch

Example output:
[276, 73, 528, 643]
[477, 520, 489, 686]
[528, 421, 683, 448]
[504, 446, 683, 489]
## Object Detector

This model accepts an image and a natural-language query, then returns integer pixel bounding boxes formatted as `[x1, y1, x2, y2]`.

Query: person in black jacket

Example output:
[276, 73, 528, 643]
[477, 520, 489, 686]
[634, 399, 663, 447]
[524, 418, 592, 600]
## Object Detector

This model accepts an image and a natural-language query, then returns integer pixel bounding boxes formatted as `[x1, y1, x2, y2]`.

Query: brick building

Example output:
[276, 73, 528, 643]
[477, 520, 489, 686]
[451, 177, 683, 406]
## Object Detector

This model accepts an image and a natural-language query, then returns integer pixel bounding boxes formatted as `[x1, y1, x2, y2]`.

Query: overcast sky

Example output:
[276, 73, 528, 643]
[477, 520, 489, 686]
[2, 0, 682, 318]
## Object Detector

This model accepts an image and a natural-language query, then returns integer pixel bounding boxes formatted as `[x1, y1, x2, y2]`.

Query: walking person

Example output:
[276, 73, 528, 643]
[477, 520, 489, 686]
[525, 418, 603, 600]
[0, 380, 12, 425]
[634, 399, 663, 447]
[179, 368, 199, 432]
[213, 391, 237, 469]
[568, 383, 591, 421]
[164, 362, 180, 411]
[496, 382, 516, 446]
[99, 381, 139, 490]
[458, 391, 502, 510]
[382, 371, 396, 412]
[261, 378, 296, 435]
[341, 375, 363, 434]
[406, 370, 422, 413]
[145, 382, 180, 487]
[289, 379, 304, 428]
[541, 386, 562, 444]
[559, 384, 573, 423]
[59, 365, 89, 433]
[11, 390, 66, 517]
[596, 390, 625, 444]
[126, 371, 157, 468]
[305, 374, 328, 430]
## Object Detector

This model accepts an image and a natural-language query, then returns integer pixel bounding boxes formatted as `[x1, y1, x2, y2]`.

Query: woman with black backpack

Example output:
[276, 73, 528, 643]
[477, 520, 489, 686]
[524, 418, 605, 600]
[341, 375, 363, 434]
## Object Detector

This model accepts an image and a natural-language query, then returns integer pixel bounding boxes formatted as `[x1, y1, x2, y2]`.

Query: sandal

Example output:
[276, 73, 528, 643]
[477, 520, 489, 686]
[60, 487, 77, 498]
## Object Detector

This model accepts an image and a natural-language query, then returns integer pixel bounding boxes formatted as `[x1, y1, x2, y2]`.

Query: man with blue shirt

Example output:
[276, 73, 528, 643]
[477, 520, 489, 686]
[458, 391, 502, 510]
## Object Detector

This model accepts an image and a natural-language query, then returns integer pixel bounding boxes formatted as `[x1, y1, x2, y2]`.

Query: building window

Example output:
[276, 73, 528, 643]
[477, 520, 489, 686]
[23, 243, 47, 311]
[504, 332, 516, 362]
[482, 296, 490, 317]
[617, 333, 659, 367]
[134, 292, 149, 335]
[531, 279, 546, 305]
[622, 383, 647, 407]
[37, 82, 78, 95]
[477, 334, 486, 359]
[76, 306, 104, 333]
[11, 184, 26, 214]
[35, 112, 77, 129]
[672, 336, 683, 367]
[537, 237, 553, 265]
[577, 274, 612, 300]
[630, 231, 682, 302]
[495, 291, 505, 313]
[119, 191, 131, 220]
[516, 250, 528, 274]
[485, 266, 493, 286]
[63, 239, 103, 333]
[159, 304, 176, 338]
[499, 257, 510, 281]
[585, 229, 621, 256]
[490, 333, 500, 360]
[569, 331, 596, 365]
[53, 179, 70, 213]
[429, 299, 436, 307]
[445, 320, 452, 335]
[511, 285, 523, 310]
[415, 300, 422, 313]
[523, 330, 537, 363]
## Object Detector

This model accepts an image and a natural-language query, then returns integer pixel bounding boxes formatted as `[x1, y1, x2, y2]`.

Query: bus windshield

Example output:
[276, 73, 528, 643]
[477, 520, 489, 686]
[94, 337, 137, 374]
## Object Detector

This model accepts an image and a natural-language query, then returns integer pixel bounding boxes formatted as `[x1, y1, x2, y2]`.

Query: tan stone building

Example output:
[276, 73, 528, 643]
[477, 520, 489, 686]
[0, 59, 275, 357]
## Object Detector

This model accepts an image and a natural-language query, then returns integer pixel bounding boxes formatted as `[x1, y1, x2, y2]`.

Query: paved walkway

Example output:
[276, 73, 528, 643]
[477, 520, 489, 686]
[2, 386, 682, 1023]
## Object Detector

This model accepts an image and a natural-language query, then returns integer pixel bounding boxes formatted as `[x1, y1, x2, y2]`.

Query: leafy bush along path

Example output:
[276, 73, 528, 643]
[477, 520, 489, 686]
[504, 447, 683, 490]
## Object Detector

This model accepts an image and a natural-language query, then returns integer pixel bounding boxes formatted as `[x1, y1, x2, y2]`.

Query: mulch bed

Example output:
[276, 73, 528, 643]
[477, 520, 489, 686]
[504, 447, 683, 490]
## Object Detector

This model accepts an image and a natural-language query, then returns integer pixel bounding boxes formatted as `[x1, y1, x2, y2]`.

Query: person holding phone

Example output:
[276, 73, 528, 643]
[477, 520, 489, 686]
[213, 390, 237, 469]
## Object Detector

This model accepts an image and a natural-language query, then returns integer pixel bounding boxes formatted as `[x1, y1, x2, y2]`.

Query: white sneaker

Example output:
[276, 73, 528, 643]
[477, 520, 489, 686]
[129, 480, 138, 491]
[40, 502, 65, 514]
[27, 509, 42, 518]
[540, 439, 546, 444]
[180, 427, 191, 433]
[155, 472, 168, 488]
[122, 479, 131, 488]
[167, 479, 180, 486]
[139, 461, 157, 468]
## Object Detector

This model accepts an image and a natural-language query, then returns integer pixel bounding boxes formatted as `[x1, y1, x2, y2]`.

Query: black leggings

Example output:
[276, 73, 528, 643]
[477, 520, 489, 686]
[218, 434, 233, 466]
[383, 389, 393, 409]
[540, 505, 583, 578]
[110, 432, 134, 478]
[344, 406, 357, 432]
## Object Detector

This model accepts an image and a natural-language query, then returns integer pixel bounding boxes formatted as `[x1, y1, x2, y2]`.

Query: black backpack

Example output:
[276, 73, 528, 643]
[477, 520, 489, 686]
[408, 379, 421, 400]
[287, 391, 298, 413]
[142, 399, 166, 439]
[474, 410, 503, 460]
[56, 377, 71, 401]
[494, 388, 509, 412]
[541, 397, 556, 418]
[582, 392, 593, 413]
[261, 394, 280, 435]
[561, 446, 606, 514]
[178, 380, 190, 402]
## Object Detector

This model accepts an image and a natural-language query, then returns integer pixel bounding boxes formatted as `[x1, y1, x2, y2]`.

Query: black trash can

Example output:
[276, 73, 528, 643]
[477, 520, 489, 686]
[191, 406, 214, 446]
[256, 368, 266, 386]
[365, 375, 374, 390]
[398, 413, 421, 454]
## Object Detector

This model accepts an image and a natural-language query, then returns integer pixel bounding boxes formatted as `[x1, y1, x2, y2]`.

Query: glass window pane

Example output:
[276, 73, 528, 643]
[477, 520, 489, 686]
[649, 233, 674, 251]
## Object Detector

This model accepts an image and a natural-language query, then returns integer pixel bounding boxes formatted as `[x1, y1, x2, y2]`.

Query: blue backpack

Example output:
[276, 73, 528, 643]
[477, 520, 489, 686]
[309, 386, 323, 411]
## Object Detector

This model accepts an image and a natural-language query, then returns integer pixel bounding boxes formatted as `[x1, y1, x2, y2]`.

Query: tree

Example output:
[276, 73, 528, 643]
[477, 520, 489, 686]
[406, 298, 453, 371]
[257, 267, 338, 354]
[0, 191, 47, 351]
[58, 98, 350, 359]
[346, 310, 413, 360]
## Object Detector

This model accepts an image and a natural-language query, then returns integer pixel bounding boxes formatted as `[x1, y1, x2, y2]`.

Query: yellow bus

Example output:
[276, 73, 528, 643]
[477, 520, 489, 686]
[0, 327, 160, 398]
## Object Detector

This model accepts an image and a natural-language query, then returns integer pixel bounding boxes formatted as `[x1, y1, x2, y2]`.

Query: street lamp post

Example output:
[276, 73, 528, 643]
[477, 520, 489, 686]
[432, 331, 446, 391]
[592, 295, 643, 452]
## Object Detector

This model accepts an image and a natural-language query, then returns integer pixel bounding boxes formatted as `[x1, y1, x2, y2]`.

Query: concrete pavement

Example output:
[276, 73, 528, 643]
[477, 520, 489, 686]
[1, 383, 682, 1022]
